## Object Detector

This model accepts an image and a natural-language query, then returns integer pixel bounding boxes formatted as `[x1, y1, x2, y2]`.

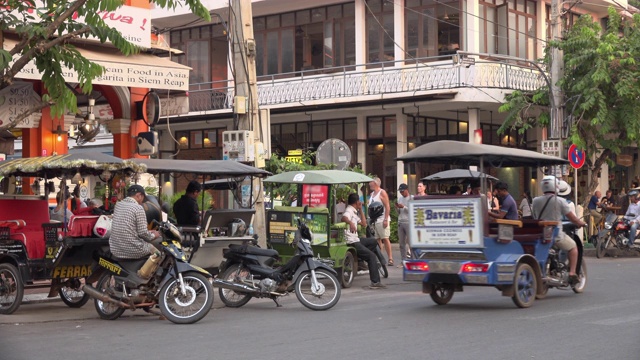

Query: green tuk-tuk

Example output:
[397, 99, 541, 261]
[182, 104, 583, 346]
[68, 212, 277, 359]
[264, 170, 387, 288]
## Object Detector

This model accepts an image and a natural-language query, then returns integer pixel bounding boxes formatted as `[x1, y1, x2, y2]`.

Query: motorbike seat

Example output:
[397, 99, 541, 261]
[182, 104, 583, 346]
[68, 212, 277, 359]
[229, 243, 279, 258]
[112, 257, 148, 273]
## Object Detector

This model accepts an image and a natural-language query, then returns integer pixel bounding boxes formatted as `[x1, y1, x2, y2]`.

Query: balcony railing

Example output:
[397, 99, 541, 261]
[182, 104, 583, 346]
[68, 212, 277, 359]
[187, 55, 547, 113]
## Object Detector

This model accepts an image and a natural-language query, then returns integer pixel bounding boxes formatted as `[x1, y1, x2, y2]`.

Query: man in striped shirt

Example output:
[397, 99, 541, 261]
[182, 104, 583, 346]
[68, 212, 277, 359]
[109, 184, 160, 259]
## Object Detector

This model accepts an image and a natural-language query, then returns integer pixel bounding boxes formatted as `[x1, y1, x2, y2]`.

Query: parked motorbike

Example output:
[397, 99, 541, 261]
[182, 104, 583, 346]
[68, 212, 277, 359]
[595, 212, 638, 258]
[82, 220, 214, 324]
[214, 207, 341, 311]
[537, 223, 587, 298]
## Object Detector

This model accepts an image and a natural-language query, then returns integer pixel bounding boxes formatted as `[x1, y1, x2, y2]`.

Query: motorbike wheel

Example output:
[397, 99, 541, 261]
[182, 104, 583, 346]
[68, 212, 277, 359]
[374, 250, 389, 279]
[218, 264, 253, 308]
[94, 273, 125, 320]
[595, 235, 609, 259]
[295, 269, 341, 311]
[340, 252, 355, 288]
[429, 284, 454, 305]
[511, 263, 537, 308]
[59, 278, 90, 308]
[0, 263, 24, 315]
[159, 272, 214, 324]
[572, 260, 587, 294]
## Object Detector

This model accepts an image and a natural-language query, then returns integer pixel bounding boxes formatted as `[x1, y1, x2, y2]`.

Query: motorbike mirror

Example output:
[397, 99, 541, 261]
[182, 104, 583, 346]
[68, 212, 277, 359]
[303, 205, 308, 216]
[630, 213, 637, 218]
[252, 234, 259, 246]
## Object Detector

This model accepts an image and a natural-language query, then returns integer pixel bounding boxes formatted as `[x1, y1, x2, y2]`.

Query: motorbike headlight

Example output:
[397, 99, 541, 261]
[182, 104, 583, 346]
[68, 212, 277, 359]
[604, 222, 612, 230]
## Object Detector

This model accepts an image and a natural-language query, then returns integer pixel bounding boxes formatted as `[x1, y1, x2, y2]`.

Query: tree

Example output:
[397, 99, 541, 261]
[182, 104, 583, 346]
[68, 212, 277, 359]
[0, 0, 210, 131]
[499, 8, 640, 206]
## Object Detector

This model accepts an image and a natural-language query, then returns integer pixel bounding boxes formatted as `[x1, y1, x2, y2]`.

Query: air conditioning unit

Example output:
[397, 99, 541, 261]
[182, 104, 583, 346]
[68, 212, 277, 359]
[222, 130, 254, 162]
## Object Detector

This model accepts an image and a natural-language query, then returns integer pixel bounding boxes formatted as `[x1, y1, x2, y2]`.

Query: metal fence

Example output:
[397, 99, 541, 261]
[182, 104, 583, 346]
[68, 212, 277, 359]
[187, 56, 546, 113]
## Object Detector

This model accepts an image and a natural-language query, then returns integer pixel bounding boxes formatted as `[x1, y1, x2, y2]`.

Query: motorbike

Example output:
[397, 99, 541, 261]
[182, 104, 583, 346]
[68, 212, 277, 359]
[214, 207, 341, 311]
[82, 220, 214, 324]
[595, 212, 638, 258]
[537, 223, 587, 298]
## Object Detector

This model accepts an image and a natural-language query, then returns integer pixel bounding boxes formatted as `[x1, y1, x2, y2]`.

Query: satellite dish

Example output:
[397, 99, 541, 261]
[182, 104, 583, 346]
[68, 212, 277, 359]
[316, 138, 352, 170]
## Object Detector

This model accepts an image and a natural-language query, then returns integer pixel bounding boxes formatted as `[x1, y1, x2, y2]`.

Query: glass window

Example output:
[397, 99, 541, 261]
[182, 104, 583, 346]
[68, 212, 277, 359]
[187, 40, 210, 84]
[190, 130, 203, 149]
[311, 8, 325, 22]
[254, 17, 265, 31]
[267, 32, 279, 74]
[328, 120, 343, 140]
[328, 5, 342, 19]
[266, 15, 280, 29]
[312, 122, 327, 142]
[369, 118, 383, 138]
[204, 130, 217, 148]
[344, 119, 357, 140]
[282, 13, 295, 27]
[297, 10, 310, 25]
[282, 29, 294, 73]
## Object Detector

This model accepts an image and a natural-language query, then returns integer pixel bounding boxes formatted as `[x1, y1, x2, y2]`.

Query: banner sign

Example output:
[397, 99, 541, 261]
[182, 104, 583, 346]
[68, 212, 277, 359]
[301, 184, 329, 208]
[409, 197, 484, 248]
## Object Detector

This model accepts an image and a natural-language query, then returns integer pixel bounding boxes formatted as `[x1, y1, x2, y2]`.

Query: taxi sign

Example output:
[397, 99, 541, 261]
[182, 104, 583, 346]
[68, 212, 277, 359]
[568, 144, 586, 169]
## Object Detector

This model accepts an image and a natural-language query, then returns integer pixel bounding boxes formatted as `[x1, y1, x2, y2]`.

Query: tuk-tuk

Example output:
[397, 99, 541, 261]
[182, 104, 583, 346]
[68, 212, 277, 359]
[397, 140, 582, 308]
[263, 170, 384, 288]
[0, 153, 143, 314]
[128, 158, 271, 275]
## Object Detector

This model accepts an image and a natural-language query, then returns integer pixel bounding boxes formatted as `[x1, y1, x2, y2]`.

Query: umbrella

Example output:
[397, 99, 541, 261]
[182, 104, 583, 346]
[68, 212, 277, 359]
[397, 140, 568, 167]
[0, 152, 142, 178]
[422, 169, 498, 182]
[264, 170, 373, 184]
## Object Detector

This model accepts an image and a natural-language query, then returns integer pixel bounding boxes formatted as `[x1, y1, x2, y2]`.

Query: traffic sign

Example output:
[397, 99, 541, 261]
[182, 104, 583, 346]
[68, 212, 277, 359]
[568, 144, 586, 169]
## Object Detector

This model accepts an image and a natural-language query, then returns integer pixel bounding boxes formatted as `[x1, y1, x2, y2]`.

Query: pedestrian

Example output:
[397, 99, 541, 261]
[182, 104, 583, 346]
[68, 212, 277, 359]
[488, 181, 519, 220]
[487, 190, 499, 213]
[173, 180, 202, 226]
[519, 190, 533, 219]
[50, 191, 73, 224]
[368, 176, 393, 266]
[395, 183, 412, 261]
[587, 190, 602, 226]
[416, 181, 427, 197]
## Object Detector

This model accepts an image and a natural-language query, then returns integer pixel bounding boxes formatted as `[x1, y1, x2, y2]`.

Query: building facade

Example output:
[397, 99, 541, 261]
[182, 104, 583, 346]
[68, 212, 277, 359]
[151, 0, 630, 198]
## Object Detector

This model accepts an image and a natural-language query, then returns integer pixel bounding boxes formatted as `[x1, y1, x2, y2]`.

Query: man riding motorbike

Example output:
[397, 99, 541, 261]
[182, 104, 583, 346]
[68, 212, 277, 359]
[532, 176, 586, 284]
[624, 189, 640, 248]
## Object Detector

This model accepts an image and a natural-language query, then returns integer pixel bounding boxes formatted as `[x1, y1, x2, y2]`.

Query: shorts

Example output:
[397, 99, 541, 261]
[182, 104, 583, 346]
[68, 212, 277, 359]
[373, 221, 390, 239]
[555, 231, 577, 252]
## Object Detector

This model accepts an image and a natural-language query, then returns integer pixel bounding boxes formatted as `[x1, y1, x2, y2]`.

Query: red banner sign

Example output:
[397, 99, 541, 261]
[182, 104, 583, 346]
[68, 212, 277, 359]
[301, 185, 329, 208]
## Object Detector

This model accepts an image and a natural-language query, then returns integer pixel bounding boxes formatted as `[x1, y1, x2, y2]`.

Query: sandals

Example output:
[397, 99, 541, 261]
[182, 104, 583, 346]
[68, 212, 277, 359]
[568, 274, 579, 285]
[387, 259, 394, 266]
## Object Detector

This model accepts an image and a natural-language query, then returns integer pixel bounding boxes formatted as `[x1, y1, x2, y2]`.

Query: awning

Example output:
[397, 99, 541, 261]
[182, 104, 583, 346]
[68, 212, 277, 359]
[4, 38, 191, 91]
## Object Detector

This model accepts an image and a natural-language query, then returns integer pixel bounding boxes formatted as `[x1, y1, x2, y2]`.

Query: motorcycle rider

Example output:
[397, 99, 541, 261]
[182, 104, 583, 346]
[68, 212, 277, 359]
[532, 176, 586, 284]
[342, 193, 386, 289]
[109, 184, 161, 261]
[624, 189, 640, 248]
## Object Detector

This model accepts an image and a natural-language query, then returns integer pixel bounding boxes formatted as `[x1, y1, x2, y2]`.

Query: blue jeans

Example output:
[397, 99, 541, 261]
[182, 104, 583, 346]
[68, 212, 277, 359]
[629, 221, 639, 247]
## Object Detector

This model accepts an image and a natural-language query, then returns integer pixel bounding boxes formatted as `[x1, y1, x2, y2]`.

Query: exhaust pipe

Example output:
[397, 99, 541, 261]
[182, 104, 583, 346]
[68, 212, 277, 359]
[82, 285, 132, 309]
[542, 276, 566, 287]
[211, 279, 258, 294]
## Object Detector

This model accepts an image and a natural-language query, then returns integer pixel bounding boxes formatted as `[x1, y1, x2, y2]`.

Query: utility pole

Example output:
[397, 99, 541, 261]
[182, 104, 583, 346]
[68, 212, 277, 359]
[230, 0, 267, 246]
[550, 0, 564, 153]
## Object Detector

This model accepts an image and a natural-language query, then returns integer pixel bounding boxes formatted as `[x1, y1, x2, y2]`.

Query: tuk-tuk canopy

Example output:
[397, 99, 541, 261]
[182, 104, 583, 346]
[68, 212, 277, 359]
[422, 169, 499, 182]
[0, 152, 143, 178]
[264, 170, 373, 184]
[397, 140, 569, 167]
[130, 158, 271, 178]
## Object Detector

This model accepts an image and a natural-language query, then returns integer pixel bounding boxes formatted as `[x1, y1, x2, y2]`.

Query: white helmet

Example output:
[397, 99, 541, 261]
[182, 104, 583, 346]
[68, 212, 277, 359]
[557, 180, 571, 196]
[541, 175, 558, 194]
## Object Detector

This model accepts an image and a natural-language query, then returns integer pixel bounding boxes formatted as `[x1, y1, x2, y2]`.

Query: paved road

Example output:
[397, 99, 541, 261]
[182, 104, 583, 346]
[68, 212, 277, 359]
[1, 255, 639, 360]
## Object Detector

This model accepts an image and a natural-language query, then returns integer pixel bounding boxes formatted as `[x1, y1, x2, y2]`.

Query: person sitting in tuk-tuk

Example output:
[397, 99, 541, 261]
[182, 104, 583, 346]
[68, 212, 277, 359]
[50, 191, 74, 224]
[342, 193, 386, 289]
[173, 180, 202, 226]
[488, 181, 519, 220]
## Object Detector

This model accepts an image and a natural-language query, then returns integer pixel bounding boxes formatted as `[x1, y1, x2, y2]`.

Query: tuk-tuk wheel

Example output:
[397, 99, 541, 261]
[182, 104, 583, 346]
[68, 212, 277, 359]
[340, 252, 355, 288]
[429, 284, 454, 305]
[0, 263, 24, 315]
[59, 278, 91, 308]
[512, 263, 537, 308]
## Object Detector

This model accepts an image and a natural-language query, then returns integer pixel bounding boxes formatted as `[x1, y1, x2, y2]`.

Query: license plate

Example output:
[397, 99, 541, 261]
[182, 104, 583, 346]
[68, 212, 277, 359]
[429, 261, 460, 274]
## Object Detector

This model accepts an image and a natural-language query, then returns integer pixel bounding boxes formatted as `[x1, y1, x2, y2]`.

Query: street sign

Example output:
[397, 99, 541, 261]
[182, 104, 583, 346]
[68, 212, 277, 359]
[568, 144, 586, 169]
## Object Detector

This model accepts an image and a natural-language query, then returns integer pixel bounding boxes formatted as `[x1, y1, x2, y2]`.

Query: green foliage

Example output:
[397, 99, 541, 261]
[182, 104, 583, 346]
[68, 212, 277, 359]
[500, 8, 640, 205]
[0, 0, 210, 130]
[264, 151, 370, 205]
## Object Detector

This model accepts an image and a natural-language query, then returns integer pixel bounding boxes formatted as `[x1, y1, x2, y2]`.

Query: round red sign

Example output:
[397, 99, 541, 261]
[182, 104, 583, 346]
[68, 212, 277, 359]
[568, 144, 586, 169]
